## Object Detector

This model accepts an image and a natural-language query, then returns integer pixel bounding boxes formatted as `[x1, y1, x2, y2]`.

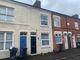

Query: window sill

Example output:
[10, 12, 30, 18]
[0, 20, 13, 24]
[41, 45, 51, 49]
[40, 25, 49, 28]
[0, 49, 9, 52]
[56, 42, 63, 44]
[54, 26, 61, 28]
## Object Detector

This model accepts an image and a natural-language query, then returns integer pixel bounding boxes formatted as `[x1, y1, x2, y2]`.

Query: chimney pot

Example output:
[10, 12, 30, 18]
[33, 0, 41, 8]
[72, 14, 79, 19]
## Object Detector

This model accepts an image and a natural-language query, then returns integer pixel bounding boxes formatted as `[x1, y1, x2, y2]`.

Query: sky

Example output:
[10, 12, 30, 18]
[15, 0, 80, 17]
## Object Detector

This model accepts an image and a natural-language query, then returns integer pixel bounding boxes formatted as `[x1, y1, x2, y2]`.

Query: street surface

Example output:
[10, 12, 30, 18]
[27, 48, 80, 60]
[67, 56, 80, 60]
[57, 54, 80, 60]
[2, 48, 80, 60]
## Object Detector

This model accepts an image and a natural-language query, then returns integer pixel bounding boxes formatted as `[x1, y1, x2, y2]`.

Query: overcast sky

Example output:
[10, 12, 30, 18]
[15, 0, 80, 17]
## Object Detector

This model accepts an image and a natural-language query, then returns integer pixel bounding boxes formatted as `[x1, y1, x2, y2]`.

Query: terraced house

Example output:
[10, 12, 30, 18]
[0, 0, 80, 60]
[52, 12, 80, 52]
[0, 0, 53, 59]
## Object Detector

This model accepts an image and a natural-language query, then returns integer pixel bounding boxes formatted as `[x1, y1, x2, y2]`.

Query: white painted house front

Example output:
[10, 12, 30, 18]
[0, 0, 53, 59]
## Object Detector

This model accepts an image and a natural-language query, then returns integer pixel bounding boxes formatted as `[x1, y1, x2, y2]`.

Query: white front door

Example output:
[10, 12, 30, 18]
[72, 35, 77, 48]
[63, 33, 68, 49]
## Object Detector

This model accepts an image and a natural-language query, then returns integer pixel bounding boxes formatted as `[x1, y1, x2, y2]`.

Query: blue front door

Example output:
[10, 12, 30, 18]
[20, 32, 27, 56]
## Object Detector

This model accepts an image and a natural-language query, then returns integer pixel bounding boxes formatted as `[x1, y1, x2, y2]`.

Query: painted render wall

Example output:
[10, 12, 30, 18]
[0, 0, 53, 59]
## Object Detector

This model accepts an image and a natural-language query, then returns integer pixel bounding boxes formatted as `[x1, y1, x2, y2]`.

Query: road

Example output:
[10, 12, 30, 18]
[57, 54, 80, 60]
[65, 56, 80, 60]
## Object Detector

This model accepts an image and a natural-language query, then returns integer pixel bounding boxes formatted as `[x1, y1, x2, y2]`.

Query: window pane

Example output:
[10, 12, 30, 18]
[41, 15, 48, 20]
[0, 7, 6, 14]
[31, 32, 36, 35]
[54, 20, 57, 26]
[42, 40, 49, 45]
[55, 34, 58, 36]
[55, 38, 61, 43]
[0, 32, 4, 41]
[75, 22, 79, 29]
[0, 15, 6, 21]
[0, 7, 14, 22]
[55, 34, 62, 43]
[41, 21, 48, 25]
[6, 32, 13, 41]
[41, 33, 49, 39]
[41, 15, 48, 25]
[0, 42, 4, 50]
[64, 33, 67, 35]
[7, 8, 14, 16]
[6, 42, 12, 49]
[54, 15, 61, 27]
[20, 32, 27, 35]
[41, 33, 49, 46]
[55, 35, 61, 43]
[59, 34, 61, 37]
[6, 16, 13, 21]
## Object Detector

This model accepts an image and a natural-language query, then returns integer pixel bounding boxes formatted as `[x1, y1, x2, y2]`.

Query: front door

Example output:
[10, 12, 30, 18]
[68, 34, 71, 49]
[20, 32, 27, 56]
[31, 36, 36, 54]
[31, 32, 36, 54]
[63, 33, 68, 49]
[72, 35, 76, 48]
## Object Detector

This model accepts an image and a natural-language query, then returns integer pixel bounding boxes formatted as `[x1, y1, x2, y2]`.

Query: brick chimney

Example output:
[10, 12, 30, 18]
[33, 0, 41, 8]
[72, 14, 79, 19]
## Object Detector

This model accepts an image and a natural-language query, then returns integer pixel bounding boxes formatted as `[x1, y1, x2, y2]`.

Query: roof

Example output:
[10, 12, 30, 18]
[4, 0, 80, 20]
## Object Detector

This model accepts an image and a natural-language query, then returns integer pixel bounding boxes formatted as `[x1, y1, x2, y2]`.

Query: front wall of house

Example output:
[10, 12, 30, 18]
[0, 0, 53, 59]
[52, 13, 80, 51]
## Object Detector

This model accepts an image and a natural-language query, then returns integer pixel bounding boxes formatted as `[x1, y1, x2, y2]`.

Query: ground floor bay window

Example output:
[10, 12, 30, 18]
[55, 34, 62, 44]
[0, 32, 13, 50]
[41, 33, 49, 47]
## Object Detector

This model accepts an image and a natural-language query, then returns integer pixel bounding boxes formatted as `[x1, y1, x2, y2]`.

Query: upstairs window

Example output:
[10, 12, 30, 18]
[75, 22, 79, 30]
[53, 15, 61, 27]
[41, 14, 48, 26]
[0, 6, 14, 22]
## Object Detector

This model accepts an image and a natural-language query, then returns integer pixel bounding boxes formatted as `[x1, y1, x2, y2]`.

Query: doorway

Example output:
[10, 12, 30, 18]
[31, 32, 36, 54]
[67, 33, 72, 49]
[20, 32, 27, 56]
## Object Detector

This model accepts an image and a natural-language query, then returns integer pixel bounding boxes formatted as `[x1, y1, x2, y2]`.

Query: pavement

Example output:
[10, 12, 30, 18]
[2, 48, 80, 60]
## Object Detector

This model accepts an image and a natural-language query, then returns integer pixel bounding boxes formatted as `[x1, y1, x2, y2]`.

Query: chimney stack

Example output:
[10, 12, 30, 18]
[33, 0, 41, 8]
[72, 14, 79, 19]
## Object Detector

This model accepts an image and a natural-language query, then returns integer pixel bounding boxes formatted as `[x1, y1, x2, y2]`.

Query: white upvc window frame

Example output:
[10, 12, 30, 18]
[40, 14, 48, 26]
[0, 32, 13, 51]
[55, 33, 62, 44]
[41, 33, 50, 47]
[0, 6, 14, 22]
[53, 15, 61, 27]
[74, 22, 79, 30]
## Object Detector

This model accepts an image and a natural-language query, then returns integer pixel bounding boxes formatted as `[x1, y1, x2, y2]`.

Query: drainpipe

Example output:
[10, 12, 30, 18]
[66, 16, 71, 49]
[66, 16, 69, 49]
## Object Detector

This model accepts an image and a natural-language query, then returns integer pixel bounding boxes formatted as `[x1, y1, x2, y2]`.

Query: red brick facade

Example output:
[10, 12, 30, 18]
[52, 13, 80, 52]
